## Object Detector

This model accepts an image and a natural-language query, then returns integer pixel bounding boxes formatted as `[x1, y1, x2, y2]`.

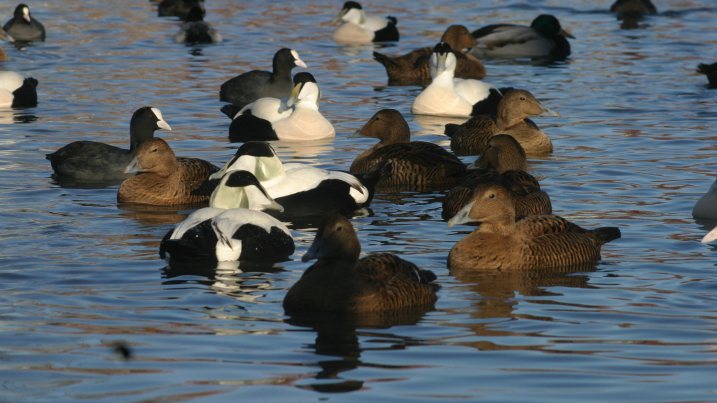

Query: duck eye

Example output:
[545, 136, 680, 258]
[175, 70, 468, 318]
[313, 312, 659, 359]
[520, 97, 525, 101]
[151, 148, 158, 153]
[336, 226, 343, 231]
[488, 194, 495, 198]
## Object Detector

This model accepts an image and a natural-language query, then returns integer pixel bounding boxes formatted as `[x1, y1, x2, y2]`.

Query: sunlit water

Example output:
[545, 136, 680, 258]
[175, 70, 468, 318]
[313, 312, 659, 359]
[2, 0, 717, 401]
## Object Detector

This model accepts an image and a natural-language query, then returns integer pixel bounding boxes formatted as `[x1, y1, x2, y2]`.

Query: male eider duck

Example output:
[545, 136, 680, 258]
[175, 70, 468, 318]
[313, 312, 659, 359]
[118, 138, 219, 205]
[0, 71, 37, 108]
[468, 14, 574, 60]
[158, 0, 204, 19]
[447, 182, 621, 270]
[209, 141, 386, 218]
[173, 6, 221, 44]
[3, 4, 45, 42]
[441, 134, 552, 220]
[349, 109, 466, 188]
[283, 214, 438, 313]
[226, 72, 335, 142]
[697, 62, 717, 89]
[444, 89, 559, 156]
[220, 48, 307, 109]
[411, 42, 503, 118]
[373, 25, 486, 86]
[331, 1, 398, 44]
[46, 107, 171, 181]
[159, 170, 294, 263]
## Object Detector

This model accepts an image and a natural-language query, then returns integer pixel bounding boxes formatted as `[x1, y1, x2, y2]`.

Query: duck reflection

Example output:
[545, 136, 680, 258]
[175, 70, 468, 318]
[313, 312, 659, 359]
[411, 114, 467, 137]
[285, 306, 432, 393]
[610, 0, 657, 29]
[117, 202, 203, 226]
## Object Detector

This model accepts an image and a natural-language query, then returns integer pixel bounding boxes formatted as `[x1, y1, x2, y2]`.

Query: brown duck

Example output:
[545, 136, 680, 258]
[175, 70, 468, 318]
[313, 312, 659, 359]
[446, 182, 620, 270]
[373, 25, 487, 86]
[441, 134, 551, 220]
[349, 109, 466, 188]
[283, 214, 439, 313]
[444, 89, 559, 156]
[117, 138, 219, 205]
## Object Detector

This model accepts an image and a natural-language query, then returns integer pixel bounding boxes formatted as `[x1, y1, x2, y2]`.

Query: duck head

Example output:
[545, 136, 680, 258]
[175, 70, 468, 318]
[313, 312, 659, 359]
[348, 109, 411, 144]
[497, 89, 560, 124]
[334, 1, 366, 25]
[447, 183, 516, 228]
[429, 42, 457, 79]
[531, 14, 575, 39]
[209, 170, 284, 211]
[302, 214, 361, 263]
[441, 25, 477, 52]
[123, 138, 178, 177]
[286, 72, 320, 108]
[209, 141, 285, 183]
[470, 134, 528, 172]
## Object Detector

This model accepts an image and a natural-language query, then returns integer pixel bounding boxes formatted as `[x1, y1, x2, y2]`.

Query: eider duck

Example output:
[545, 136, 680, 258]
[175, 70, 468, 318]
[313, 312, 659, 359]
[693, 177, 717, 219]
[447, 182, 621, 270]
[468, 14, 574, 60]
[701, 224, 717, 244]
[118, 138, 219, 205]
[331, 1, 398, 44]
[0, 71, 37, 108]
[158, 0, 204, 19]
[697, 63, 717, 89]
[3, 4, 45, 42]
[444, 89, 559, 156]
[226, 72, 335, 142]
[610, 0, 657, 14]
[46, 107, 171, 181]
[0, 47, 7, 62]
[349, 109, 466, 188]
[441, 134, 551, 220]
[173, 6, 221, 44]
[159, 170, 294, 263]
[209, 141, 386, 218]
[220, 48, 307, 109]
[373, 25, 486, 86]
[411, 42, 503, 118]
[283, 214, 438, 313]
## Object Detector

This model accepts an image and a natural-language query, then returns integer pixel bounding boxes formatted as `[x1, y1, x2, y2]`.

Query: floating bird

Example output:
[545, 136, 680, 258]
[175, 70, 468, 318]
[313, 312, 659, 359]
[610, 0, 657, 14]
[158, 0, 204, 19]
[331, 1, 398, 44]
[3, 4, 45, 42]
[0, 71, 37, 107]
[697, 62, 717, 89]
[693, 175, 717, 219]
[173, 6, 221, 44]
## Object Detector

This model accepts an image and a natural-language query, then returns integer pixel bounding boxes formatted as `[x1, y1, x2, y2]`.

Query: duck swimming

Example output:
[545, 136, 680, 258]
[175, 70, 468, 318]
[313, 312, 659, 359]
[46, 107, 171, 181]
[349, 109, 466, 188]
[697, 62, 717, 89]
[220, 48, 307, 108]
[446, 182, 620, 270]
[373, 25, 486, 86]
[444, 89, 559, 156]
[331, 1, 398, 44]
[693, 176, 717, 219]
[159, 170, 294, 263]
[411, 42, 503, 118]
[0, 71, 37, 108]
[209, 141, 385, 218]
[117, 138, 219, 205]
[283, 214, 438, 313]
[3, 4, 45, 42]
[226, 72, 335, 142]
[173, 6, 221, 44]
[158, 0, 204, 19]
[468, 14, 573, 60]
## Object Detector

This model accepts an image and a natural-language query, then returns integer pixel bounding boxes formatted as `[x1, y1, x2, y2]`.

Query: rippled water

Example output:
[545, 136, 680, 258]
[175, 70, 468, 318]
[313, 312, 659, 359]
[3, 0, 717, 401]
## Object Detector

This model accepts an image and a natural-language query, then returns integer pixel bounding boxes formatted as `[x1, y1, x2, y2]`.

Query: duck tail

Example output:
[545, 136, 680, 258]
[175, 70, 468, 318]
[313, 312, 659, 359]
[355, 160, 392, 203]
[594, 227, 621, 245]
[444, 124, 460, 138]
[387, 16, 397, 26]
[220, 104, 242, 120]
[373, 51, 400, 67]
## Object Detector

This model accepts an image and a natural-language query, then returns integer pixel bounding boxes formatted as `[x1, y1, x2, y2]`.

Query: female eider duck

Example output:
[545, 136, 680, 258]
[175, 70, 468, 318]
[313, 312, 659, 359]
[349, 109, 466, 188]
[447, 182, 621, 270]
[3, 4, 45, 42]
[441, 134, 552, 220]
[173, 6, 221, 44]
[118, 138, 219, 205]
[209, 141, 386, 218]
[444, 89, 559, 156]
[158, 0, 204, 19]
[220, 48, 307, 108]
[331, 1, 398, 44]
[46, 107, 171, 181]
[283, 214, 438, 313]
[226, 72, 335, 142]
[0, 71, 37, 108]
[411, 42, 503, 118]
[373, 25, 486, 86]
[159, 170, 294, 263]
[468, 14, 574, 60]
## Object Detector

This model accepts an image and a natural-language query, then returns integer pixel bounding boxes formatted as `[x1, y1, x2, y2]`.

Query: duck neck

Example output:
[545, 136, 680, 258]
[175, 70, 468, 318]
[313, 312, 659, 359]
[496, 108, 525, 129]
[476, 219, 516, 237]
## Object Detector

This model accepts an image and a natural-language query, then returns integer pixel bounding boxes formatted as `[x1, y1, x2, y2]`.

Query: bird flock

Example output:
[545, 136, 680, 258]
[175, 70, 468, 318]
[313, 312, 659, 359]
[6, 0, 717, 315]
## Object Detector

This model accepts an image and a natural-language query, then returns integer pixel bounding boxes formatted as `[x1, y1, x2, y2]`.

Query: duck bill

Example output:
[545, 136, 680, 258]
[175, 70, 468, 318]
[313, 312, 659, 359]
[332, 8, 347, 23]
[559, 28, 575, 39]
[285, 83, 302, 107]
[302, 240, 323, 262]
[23, 9, 31, 23]
[447, 201, 476, 227]
[123, 156, 142, 174]
[157, 119, 172, 131]
[260, 195, 284, 213]
[347, 127, 367, 139]
[702, 226, 717, 243]
[536, 102, 561, 118]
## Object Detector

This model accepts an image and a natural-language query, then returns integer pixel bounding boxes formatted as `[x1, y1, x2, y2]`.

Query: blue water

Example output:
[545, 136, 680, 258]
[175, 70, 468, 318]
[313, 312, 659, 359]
[2, 0, 717, 401]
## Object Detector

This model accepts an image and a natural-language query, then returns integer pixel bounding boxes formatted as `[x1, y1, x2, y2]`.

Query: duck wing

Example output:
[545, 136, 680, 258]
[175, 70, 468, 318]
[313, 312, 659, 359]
[445, 115, 497, 156]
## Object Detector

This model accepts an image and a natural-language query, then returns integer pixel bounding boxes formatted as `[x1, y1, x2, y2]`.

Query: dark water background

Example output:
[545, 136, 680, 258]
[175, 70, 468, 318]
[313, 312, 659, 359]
[2, 0, 717, 401]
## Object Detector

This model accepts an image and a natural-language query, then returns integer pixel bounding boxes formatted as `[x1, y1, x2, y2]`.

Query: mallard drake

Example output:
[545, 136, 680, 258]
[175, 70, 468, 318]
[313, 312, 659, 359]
[468, 14, 573, 60]
[3, 4, 45, 42]
[444, 89, 559, 156]
[46, 107, 171, 181]
[159, 170, 294, 262]
[283, 214, 438, 313]
[411, 42, 503, 118]
[447, 182, 620, 270]
[117, 138, 219, 205]
[173, 6, 221, 44]
[225, 72, 335, 142]
[373, 25, 486, 86]
[0, 70, 37, 108]
[331, 1, 398, 44]
[220, 48, 307, 108]
[349, 109, 466, 188]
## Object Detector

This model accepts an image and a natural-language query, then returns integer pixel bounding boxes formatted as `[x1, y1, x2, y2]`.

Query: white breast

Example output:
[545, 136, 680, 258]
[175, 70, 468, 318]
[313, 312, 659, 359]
[271, 106, 335, 141]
